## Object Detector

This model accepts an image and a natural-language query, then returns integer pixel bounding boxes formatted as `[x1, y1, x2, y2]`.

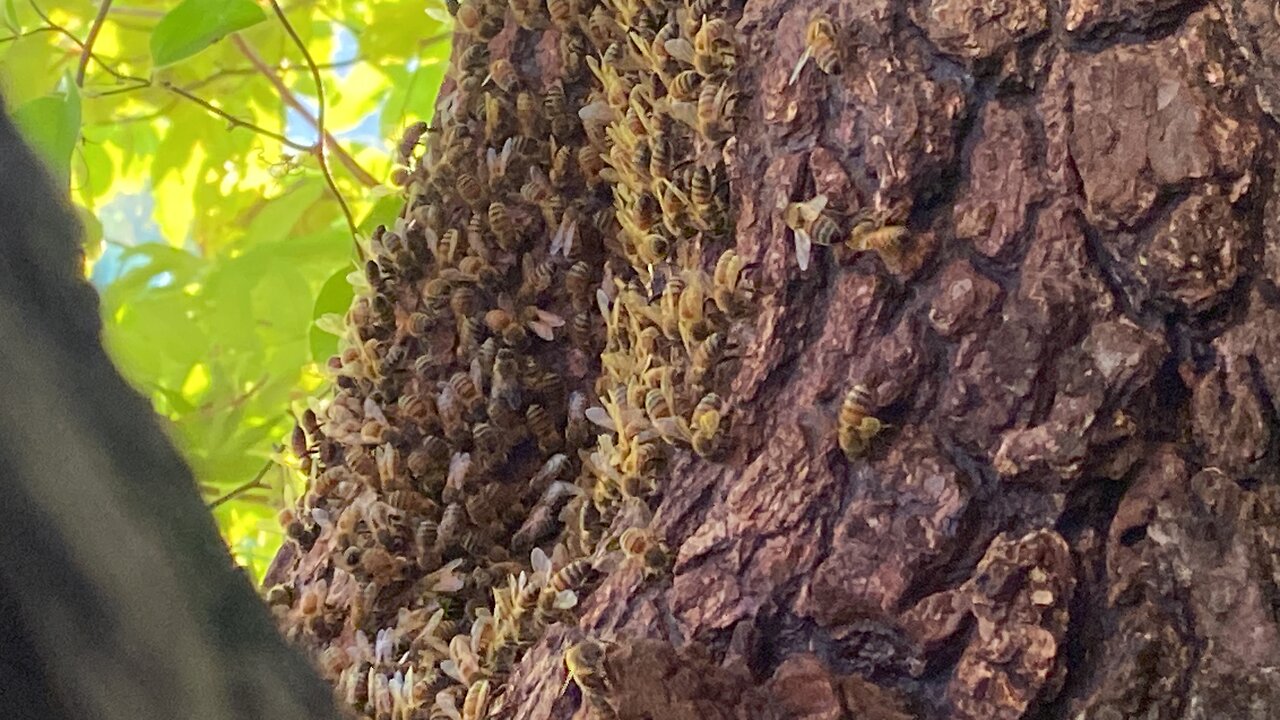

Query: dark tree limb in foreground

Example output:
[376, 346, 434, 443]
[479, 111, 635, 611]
[0, 97, 342, 720]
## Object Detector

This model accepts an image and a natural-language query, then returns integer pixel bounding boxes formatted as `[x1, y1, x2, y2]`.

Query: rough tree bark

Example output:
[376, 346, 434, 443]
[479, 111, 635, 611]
[266, 1, 1280, 719]
[0, 98, 343, 720]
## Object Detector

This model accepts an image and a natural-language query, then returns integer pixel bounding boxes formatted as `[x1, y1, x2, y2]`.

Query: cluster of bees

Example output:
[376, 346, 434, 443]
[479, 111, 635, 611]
[262, 0, 751, 714]
[265, 5, 909, 718]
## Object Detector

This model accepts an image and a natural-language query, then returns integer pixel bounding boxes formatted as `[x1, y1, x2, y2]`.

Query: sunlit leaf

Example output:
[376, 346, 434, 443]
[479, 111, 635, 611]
[151, 0, 269, 68]
[244, 179, 326, 245]
[2, 0, 19, 33]
[12, 77, 81, 185]
[74, 204, 104, 262]
[309, 266, 354, 362]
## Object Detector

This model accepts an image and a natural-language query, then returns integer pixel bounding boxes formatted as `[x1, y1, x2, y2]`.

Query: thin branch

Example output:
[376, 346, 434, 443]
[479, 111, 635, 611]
[207, 458, 275, 509]
[76, 0, 113, 86]
[259, 4, 364, 254]
[163, 82, 314, 152]
[0, 26, 61, 43]
[27, 0, 147, 87]
[230, 34, 379, 189]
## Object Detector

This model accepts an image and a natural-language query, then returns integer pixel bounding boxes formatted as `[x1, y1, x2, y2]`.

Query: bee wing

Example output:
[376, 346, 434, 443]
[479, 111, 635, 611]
[553, 589, 579, 609]
[531, 546, 552, 577]
[439, 660, 465, 686]
[435, 689, 463, 720]
[585, 405, 616, 430]
[789, 47, 813, 86]
[529, 319, 557, 341]
[794, 228, 812, 271]
[664, 37, 696, 65]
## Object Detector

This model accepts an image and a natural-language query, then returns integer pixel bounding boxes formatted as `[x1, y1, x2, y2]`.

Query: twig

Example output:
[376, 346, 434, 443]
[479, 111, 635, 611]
[207, 458, 275, 509]
[163, 82, 314, 152]
[262, 1, 363, 253]
[27, 1, 146, 87]
[230, 34, 378, 191]
[76, 0, 113, 86]
[0, 26, 60, 43]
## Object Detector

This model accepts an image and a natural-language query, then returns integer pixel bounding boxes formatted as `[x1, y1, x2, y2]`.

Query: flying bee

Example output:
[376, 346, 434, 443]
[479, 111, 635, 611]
[690, 392, 725, 457]
[526, 403, 563, 453]
[838, 384, 883, 458]
[487, 58, 518, 93]
[791, 14, 840, 85]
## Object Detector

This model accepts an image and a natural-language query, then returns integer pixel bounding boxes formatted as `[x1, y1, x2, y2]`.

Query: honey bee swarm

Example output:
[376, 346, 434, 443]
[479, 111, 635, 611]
[266, 0, 748, 715]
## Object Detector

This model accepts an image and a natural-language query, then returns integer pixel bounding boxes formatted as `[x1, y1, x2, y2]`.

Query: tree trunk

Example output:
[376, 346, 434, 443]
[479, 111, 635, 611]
[267, 1, 1280, 719]
[0, 98, 343, 719]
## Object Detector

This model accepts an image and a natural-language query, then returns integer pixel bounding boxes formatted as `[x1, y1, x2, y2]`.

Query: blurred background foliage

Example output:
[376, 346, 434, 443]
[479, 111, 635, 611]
[1, 0, 451, 581]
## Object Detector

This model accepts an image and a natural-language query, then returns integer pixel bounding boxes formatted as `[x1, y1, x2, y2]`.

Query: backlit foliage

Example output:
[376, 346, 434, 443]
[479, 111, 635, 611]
[0, 0, 451, 580]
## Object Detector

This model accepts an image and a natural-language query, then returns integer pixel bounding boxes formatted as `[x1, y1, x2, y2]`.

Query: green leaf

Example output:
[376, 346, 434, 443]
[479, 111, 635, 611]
[12, 78, 81, 186]
[309, 266, 354, 363]
[150, 0, 268, 68]
[74, 204, 104, 261]
[2, 0, 20, 33]
[244, 179, 326, 246]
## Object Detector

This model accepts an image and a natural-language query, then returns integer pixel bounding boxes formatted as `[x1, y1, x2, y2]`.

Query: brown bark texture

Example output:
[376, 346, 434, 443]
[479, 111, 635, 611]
[267, 0, 1280, 719]
[0, 97, 344, 720]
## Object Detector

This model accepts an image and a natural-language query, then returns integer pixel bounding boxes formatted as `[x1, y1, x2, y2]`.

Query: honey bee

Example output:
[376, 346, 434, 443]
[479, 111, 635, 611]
[462, 679, 491, 720]
[457, 173, 485, 205]
[448, 371, 485, 414]
[563, 639, 612, 710]
[560, 30, 586, 75]
[460, 43, 491, 76]
[712, 249, 750, 315]
[690, 392, 725, 457]
[487, 58, 518, 93]
[549, 140, 574, 187]
[620, 526, 672, 576]
[512, 479, 576, 550]
[847, 209, 911, 269]
[395, 120, 431, 166]
[791, 15, 840, 85]
[696, 79, 736, 139]
[489, 347, 523, 409]
[669, 69, 701, 101]
[838, 385, 882, 458]
[782, 194, 836, 271]
[525, 404, 563, 453]
[515, 91, 541, 137]
[550, 557, 595, 593]
[487, 201, 519, 251]
[448, 634, 487, 685]
[546, 0, 573, 30]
